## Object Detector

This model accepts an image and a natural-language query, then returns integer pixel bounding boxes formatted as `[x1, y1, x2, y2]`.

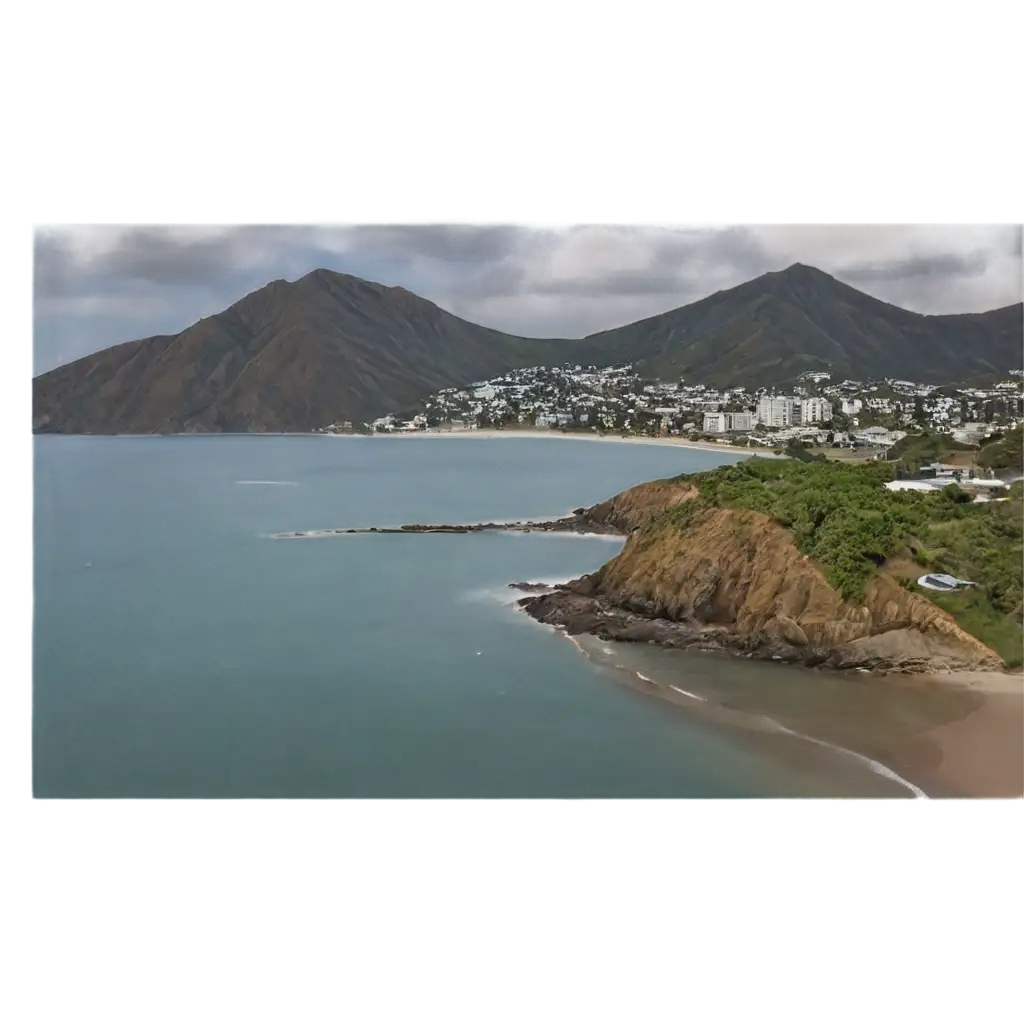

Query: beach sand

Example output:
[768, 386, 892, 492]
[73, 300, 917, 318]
[899, 672, 1023, 798]
[567, 633, 1023, 798]
[348, 428, 773, 457]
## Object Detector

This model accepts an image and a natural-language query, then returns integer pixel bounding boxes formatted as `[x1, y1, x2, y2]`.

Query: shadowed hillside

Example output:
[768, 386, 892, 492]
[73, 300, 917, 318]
[34, 263, 1022, 434]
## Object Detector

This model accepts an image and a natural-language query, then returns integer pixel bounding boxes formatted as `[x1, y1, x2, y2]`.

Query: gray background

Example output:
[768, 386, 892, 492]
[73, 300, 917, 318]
[2, 9, 1024, 1024]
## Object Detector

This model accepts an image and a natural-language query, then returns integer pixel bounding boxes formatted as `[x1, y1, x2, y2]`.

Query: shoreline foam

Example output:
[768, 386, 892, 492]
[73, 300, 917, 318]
[563, 631, 926, 798]
[560, 626, 1024, 798]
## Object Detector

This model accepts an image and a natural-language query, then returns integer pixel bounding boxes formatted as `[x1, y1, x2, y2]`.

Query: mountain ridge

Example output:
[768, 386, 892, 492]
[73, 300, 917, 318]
[34, 263, 1022, 434]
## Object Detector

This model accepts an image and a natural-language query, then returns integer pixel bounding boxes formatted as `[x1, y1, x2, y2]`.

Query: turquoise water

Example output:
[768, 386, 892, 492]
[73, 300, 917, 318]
[33, 435, 911, 798]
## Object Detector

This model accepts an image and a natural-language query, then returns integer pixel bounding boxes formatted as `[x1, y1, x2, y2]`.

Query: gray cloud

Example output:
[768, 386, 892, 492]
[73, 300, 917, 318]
[445, 226, 769, 304]
[838, 251, 989, 283]
[33, 224, 1023, 375]
[35, 222, 254, 290]
[344, 225, 527, 263]
[91, 228, 242, 284]
[835, 226, 1019, 284]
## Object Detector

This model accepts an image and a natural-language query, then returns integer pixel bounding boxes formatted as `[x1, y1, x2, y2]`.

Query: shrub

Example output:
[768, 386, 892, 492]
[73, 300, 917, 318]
[661, 457, 1022, 657]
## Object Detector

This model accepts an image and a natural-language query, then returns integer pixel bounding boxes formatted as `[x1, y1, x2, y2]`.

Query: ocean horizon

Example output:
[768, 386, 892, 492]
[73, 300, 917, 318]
[34, 434, 929, 798]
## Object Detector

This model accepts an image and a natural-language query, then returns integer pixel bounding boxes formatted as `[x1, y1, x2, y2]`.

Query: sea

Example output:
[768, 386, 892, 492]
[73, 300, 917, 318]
[34, 434, 960, 798]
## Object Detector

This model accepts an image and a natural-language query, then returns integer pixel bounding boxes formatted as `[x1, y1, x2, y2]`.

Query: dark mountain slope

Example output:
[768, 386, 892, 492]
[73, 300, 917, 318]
[33, 270, 573, 434]
[582, 264, 1022, 387]
[34, 263, 1022, 434]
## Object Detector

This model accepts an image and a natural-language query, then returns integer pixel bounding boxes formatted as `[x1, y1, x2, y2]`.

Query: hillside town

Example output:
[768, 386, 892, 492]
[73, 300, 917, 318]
[317, 363, 1024, 455]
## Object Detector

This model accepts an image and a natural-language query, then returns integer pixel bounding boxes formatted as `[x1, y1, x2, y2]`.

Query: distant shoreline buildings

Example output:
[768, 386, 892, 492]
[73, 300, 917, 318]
[318, 362, 1022, 451]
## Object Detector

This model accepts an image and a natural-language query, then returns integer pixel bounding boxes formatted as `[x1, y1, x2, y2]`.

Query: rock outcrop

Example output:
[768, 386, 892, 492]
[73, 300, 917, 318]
[517, 496, 1006, 673]
[289, 471, 1008, 674]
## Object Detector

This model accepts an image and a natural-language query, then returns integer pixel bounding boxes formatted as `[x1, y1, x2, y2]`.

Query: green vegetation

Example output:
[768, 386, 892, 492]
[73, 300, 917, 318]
[888, 431, 976, 474]
[663, 459, 1023, 664]
[784, 439, 827, 463]
[976, 424, 1023, 474]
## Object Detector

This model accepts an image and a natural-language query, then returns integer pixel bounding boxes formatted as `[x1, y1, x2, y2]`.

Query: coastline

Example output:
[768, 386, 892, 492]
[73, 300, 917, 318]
[42, 429, 779, 458]
[896, 671, 1023, 797]
[561, 628, 1024, 798]
[336, 428, 772, 457]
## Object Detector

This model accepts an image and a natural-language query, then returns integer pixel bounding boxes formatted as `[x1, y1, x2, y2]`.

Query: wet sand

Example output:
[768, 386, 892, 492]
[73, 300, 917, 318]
[887, 672, 1024, 798]
[563, 634, 1024, 798]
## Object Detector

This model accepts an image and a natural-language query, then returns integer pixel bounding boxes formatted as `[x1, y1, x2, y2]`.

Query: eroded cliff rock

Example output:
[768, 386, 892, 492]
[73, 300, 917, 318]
[521, 487, 1005, 673]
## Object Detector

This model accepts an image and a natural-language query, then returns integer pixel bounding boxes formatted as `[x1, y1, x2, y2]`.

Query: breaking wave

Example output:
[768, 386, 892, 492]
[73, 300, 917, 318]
[562, 633, 927, 798]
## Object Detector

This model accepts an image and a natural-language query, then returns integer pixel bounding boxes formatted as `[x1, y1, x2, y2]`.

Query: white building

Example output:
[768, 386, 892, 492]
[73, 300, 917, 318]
[854, 425, 895, 445]
[756, 396, 795, 428]
[706, 410, 757, 432]
[841, 397, 863, 416]
[703, 411, 726, 434]
[536, 411, 574, 428]
[800, 397, 833, 424]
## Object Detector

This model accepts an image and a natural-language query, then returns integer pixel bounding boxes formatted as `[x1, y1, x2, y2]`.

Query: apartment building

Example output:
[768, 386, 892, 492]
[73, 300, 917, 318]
[756, 396, 795, 427]
[703, 410, 754, 433]
[800, 397, 833, 424]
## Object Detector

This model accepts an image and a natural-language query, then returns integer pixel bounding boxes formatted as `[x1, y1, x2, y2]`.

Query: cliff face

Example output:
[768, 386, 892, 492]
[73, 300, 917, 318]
[529, 480, 1006, 673]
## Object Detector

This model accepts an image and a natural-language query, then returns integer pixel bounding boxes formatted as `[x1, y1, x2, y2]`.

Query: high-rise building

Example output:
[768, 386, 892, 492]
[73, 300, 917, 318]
[800, 397, 833, 424]
[756, 396, 795, 427]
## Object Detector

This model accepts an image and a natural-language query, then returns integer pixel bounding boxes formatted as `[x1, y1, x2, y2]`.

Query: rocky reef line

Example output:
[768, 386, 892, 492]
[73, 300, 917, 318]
[273, 508, 625, 539]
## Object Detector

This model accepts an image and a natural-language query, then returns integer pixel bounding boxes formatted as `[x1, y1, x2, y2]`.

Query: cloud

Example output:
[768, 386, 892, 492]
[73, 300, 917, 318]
[448, 224, 1022, 329]
[29, 218, 303, 292]
[33, 224, 1023, 374]
[32, 294, 175, 317]
[343, 224, 526, 263]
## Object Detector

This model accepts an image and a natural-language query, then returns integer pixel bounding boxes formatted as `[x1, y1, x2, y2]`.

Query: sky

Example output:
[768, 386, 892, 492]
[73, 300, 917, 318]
[33, 224, 1023, 375]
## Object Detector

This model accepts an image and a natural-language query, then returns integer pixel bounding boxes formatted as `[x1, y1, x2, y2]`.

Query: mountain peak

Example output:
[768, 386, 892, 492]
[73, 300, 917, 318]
[33, 261, 1022, 435]
[778, 262, 831, 279]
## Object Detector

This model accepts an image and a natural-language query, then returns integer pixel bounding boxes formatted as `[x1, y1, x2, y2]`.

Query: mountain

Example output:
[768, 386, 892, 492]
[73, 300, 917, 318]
[582, 263, 1022, 388]
[32, 270, 573, 434]
[33, 263, 1022, 434]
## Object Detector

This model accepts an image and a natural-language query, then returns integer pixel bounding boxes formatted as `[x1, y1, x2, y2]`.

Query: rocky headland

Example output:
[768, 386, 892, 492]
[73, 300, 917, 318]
[292, 460, 1020, 675]
[510, 506, 1004, 674]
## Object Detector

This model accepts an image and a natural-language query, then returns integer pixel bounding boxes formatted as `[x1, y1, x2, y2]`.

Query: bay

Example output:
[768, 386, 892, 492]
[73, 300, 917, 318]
[33, 434, 912, 798]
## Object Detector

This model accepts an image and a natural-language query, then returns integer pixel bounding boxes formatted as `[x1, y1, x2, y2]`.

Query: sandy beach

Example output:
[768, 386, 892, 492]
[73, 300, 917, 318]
[903, 671, 1023, 797]
[346, 428, 1016, 796]
[566, 630, 1023, 798]
[347, 427, 774, 457]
